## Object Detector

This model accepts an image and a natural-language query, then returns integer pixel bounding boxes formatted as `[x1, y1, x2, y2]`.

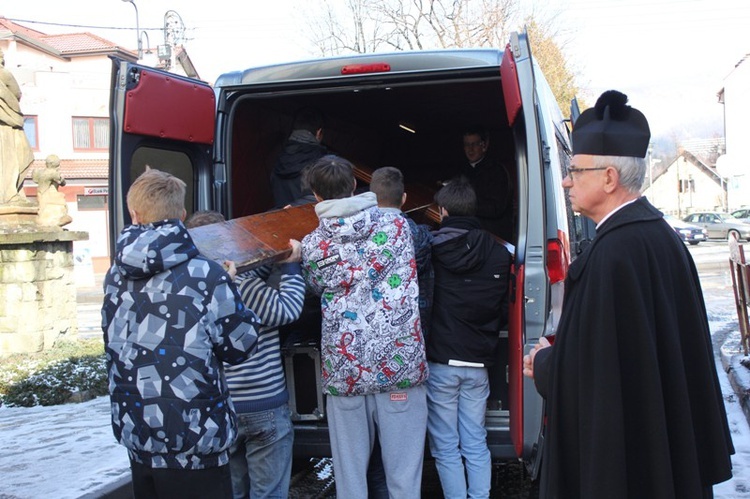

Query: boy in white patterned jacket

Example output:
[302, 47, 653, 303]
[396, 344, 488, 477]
[300, 155, 429, 499]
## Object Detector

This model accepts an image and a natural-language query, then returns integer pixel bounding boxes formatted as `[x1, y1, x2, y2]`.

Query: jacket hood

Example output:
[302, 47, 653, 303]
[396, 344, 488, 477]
[114, 220, 199, 280]
[432, 216, 488, 274]
[314, 191, 378, 219]
[311, 192, 380, 245]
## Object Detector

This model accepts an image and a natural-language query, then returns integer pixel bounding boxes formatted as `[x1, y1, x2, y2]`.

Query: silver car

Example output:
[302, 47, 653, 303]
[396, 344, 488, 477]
[731, 208, 750, 224]
[683, 212, 750, 241]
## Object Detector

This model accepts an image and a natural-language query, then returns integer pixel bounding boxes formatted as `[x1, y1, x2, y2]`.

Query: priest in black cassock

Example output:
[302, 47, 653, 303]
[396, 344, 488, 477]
[523, 90, 734, 499]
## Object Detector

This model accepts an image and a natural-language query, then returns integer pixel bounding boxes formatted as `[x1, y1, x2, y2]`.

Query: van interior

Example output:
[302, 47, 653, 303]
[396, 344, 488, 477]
[224, 73, 518, 422]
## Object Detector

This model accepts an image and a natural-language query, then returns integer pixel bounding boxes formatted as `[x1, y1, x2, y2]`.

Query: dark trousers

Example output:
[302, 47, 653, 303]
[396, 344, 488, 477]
[130, 460, 233, 499]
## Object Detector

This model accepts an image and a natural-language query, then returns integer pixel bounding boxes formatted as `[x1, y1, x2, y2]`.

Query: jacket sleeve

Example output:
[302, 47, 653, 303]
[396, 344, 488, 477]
[301, 238, 325, 297]
[409, 220, 434, 276]
[237, 262, 305, 327]
[209, 272, 260, 365]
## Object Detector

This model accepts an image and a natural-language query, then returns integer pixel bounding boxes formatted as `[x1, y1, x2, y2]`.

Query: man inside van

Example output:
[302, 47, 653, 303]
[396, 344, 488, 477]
[271, 107, 327, 208]
[460, 126, 513, 241]
[522, 90, 734, 498]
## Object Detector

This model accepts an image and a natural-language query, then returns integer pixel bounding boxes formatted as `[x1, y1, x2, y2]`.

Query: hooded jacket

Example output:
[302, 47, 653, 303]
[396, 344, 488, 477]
[102, 220, 259, 470]
[270, 129, 327, 208]
[428, 216, 511, 367]
[301, 192, 428, 396]
[380, 207, 435, 336]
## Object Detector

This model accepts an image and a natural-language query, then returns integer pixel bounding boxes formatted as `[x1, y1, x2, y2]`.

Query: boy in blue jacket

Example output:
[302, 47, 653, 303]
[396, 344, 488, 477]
[102, 169, 260, 499]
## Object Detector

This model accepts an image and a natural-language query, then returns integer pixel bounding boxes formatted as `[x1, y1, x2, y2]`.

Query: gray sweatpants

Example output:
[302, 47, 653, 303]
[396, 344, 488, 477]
[326, 384, 428, 499]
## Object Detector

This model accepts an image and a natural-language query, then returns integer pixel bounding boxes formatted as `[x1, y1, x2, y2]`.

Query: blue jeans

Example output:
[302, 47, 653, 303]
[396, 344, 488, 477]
[229, 404, 294, 499]
[426, 362, 491, 499]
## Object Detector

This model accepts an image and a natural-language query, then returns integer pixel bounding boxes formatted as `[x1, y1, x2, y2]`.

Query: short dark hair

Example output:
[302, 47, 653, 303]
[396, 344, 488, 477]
[185, 210, 225, 228]
[462, 125, 489, 143]
[434, 176, 477, 216]
[307, 155, 356, 200]
[293, 107, 324, 133]
[369, 166, 404, 208]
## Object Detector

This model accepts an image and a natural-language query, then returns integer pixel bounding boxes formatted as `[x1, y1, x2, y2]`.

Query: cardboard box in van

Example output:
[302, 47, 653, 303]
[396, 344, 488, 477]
[108, 30, 588, 475]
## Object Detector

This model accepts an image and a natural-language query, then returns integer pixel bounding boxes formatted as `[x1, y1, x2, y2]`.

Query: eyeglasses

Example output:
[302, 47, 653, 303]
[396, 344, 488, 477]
[463, 140, 485, 149]
[565, 166, 608, 179]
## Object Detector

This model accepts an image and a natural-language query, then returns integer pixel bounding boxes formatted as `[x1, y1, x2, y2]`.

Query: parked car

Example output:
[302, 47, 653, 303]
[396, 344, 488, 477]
[683, 212, 750, 241]
[663, 215, 707, 245]
[731, 208, 750, 223]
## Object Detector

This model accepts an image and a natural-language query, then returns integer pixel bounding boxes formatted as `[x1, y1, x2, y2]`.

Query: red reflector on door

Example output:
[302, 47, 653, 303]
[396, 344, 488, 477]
[341, 63, 391, 75]
[547, 239, 568, 284]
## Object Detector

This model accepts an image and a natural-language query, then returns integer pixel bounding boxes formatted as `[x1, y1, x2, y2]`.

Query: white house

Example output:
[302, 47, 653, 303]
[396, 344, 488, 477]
[643, 148, 727, 218]
[718, 54, 750, 210]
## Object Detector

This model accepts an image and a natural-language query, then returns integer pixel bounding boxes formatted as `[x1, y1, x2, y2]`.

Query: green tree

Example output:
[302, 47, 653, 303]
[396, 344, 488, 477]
[525, 18, 582, 113]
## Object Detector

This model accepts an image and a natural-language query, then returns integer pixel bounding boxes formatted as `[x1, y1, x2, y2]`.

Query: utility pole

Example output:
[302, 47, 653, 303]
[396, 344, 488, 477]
[160, 10, 186, 72]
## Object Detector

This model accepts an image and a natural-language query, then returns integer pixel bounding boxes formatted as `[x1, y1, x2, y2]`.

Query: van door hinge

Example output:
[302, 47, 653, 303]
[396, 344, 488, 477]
[542, 145, 551, 167]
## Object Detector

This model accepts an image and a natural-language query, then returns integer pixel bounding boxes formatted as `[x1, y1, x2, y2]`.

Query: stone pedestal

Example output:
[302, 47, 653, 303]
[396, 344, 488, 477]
[0, 228, 89, 356]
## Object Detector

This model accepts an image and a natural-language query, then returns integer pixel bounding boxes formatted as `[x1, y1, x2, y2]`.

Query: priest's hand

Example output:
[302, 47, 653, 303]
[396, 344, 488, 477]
[522, 336, 551, 379]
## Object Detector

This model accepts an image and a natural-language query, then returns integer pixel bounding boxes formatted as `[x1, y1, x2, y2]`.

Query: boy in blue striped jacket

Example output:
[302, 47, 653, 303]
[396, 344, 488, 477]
[186, 211, 305, 499]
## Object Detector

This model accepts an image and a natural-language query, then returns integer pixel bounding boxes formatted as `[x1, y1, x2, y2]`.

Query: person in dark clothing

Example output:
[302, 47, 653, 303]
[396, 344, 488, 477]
[461, 126, 513, 241]
[271, 107, 327, 208]
[523, 90, 734, 499]
[426, 176, 511, 499]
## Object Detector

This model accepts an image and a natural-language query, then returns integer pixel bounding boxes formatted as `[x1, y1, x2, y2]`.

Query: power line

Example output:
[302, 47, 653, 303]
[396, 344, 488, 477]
[8, 17, 162, 32]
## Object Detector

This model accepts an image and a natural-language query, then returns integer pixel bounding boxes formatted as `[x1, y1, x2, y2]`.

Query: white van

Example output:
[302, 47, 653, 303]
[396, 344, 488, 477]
[108, 30, 590, 476]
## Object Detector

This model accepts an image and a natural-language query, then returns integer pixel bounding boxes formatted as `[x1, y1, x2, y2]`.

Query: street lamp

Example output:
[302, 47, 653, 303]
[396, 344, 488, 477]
[121, 0, 142, 60]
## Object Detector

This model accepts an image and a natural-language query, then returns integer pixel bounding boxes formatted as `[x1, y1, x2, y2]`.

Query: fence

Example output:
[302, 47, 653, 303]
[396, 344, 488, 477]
[729, 234, 750, 355]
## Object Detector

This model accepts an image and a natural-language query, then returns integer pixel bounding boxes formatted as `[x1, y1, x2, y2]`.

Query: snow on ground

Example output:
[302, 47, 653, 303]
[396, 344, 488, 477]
[715, 353, 750, 498]
[0, 395, 129, 498]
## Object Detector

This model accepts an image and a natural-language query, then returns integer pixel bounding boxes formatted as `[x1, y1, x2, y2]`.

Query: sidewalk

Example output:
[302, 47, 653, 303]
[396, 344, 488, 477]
[76, 275, 105, 341]
[720, 325, 750, 428]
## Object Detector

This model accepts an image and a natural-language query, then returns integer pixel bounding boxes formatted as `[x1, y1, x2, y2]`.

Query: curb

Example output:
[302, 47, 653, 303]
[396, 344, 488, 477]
[718, 326, 750, 429]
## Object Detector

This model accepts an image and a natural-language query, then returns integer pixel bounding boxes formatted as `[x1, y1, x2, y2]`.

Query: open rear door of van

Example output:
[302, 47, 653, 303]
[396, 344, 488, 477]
[108, 58, 216, 255]
[501, 31, 549, 477]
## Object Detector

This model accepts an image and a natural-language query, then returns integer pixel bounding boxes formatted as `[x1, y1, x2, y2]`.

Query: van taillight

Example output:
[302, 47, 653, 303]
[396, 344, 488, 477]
[547, 239, 568, 284]
[341, 63, 391, 75]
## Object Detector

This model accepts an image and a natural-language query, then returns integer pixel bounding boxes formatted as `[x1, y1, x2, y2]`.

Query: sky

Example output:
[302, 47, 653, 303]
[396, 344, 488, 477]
[3, 0, 750, 145]
[1, 244, 749, 497]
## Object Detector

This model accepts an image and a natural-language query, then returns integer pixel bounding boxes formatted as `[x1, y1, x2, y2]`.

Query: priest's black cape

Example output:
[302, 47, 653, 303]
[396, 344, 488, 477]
[533, 197, 734, 499]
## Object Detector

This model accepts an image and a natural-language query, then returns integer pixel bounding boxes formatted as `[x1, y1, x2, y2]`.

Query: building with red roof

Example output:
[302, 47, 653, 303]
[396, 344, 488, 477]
[1, 16, 198, 273]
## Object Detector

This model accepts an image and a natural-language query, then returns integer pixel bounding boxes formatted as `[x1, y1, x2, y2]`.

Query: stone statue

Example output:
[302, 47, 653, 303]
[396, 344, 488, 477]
[0, 48, 35, 206]
[33, 155, 72, 228]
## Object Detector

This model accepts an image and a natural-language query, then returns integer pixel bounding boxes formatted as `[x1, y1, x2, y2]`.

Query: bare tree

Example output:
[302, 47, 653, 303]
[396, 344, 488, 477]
[304, 0, 518, 54]
[300, 0, 581, 114]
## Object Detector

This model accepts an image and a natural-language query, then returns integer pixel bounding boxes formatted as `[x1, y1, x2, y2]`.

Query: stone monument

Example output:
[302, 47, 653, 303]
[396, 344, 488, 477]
[33, 155, 73, 229]
[0, 49, 87, 356]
